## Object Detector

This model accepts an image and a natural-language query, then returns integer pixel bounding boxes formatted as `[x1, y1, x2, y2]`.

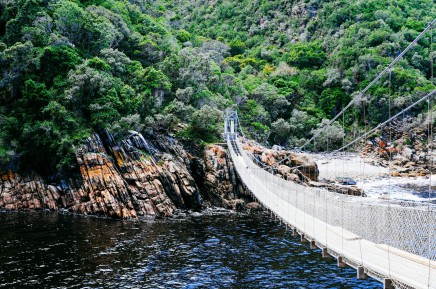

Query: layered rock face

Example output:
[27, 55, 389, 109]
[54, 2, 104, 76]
[200, 145, 255, 210]
[0, 132, 252, 218]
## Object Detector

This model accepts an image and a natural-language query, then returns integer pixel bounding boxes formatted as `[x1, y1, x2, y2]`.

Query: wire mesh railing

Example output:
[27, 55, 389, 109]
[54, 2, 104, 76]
[227, 135, 436, 288]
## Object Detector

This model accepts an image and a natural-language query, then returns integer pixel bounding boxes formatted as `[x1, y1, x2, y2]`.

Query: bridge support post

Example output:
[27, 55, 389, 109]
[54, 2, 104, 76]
[321, 248, 330, 259]
[357, 266, 368, 280]
[337, 256, 347, 268]
[310, 240, 316, 249]
[300, 235, 307, 243]
[383, 278, 394, 289]
[292, 229, 298, 237]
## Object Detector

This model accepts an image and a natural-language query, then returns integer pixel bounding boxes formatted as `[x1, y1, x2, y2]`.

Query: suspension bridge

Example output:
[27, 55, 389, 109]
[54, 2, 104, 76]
[224, 19, 436, 289]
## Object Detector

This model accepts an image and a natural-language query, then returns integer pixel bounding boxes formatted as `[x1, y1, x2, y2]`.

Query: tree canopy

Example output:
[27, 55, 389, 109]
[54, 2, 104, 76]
[0, 0, 435, 173]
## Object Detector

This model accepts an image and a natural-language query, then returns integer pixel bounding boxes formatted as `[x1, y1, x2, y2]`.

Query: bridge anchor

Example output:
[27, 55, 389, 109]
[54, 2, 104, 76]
[337, 256, 347, 268]
[321, 248, 330, 259]
[383, 278, 394, 289]
[310, 240, 316, 249]
[357, 266, 368, 280]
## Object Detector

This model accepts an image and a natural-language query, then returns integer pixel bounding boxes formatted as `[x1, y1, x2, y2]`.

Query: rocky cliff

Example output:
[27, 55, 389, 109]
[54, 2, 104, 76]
[0, 132, 254, 218]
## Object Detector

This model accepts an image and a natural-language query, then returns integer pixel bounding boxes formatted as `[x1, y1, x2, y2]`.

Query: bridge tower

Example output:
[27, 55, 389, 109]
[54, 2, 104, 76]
[225, 110, 238, 141]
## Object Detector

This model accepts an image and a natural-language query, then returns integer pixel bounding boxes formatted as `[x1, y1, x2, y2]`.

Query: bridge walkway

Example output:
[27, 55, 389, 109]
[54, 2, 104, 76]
[228, 137, 436, 289]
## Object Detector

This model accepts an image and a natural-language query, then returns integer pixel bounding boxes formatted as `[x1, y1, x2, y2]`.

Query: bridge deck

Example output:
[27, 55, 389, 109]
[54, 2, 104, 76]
[228, 138, 436, 289]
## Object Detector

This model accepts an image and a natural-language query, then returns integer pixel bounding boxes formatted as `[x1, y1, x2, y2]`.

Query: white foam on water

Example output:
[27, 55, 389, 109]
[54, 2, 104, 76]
[360, 175, 436, 203]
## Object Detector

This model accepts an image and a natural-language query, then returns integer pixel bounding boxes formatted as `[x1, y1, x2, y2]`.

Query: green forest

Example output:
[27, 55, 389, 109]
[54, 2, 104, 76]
[0, 0, 435, 174]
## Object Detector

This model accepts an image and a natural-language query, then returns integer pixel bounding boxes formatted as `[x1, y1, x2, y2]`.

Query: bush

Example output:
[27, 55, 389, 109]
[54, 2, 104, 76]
[229, 39, 246, 56]
[286, 42, 326, 68]
[310, 119, 345, 151]
[187, 105, 223, 142]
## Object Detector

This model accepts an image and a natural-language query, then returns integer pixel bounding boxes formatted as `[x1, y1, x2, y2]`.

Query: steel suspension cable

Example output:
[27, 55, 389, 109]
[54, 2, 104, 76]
[387, 68, 393, 278]
[359, 96, 366, 266]
[235, 18, 436, 174]
[333, 89, 436, 153]
[300, 18, 436, 151]
[428, 22, 434, 288]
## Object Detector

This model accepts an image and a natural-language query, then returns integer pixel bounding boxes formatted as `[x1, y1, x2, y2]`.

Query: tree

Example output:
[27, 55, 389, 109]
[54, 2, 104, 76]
[0, 41, 40, 100]
[177, 29, 191, 42]
[39, 45, 82, 85]
[229, 39, 246, 56]
[53, 1, 88, 46]
[286, 42, 326, 68]
[270, 118, 291, 145]
[310, 119, 345, 151]
[188, 105, 223, 142]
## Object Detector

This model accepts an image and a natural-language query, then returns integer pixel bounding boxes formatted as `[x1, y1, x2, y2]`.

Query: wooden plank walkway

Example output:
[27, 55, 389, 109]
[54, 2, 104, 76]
[228, 138, 436, 289]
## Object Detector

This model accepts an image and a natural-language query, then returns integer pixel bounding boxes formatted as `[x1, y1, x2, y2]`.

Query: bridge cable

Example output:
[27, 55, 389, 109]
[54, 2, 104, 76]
[428, 21, 434, 288]
[387, 67, 392, 278]
[240, 18, 436, 173]
[341, 109, 345, 258]
[333, 89, 436, 153]
[300, 18, 436, 151]
[359, 96, 368, 265]
[325, 135, 329, 251]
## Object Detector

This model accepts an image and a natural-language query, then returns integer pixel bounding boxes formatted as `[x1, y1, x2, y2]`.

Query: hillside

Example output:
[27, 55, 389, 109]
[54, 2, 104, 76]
[0, 0, 435, 175]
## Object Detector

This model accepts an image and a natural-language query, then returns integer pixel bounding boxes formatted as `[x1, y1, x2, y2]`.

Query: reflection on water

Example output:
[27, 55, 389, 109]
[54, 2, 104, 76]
[0, 211, 381, 288]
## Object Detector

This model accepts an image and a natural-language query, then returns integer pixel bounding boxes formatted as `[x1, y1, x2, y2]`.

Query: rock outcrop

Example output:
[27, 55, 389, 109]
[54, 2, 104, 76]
[0, 132, 254, 218]
[361, 119, 436, 177]
[241, 140, 319, 182]
[238, 139, 366, 196]
[199, 144, 254, 210]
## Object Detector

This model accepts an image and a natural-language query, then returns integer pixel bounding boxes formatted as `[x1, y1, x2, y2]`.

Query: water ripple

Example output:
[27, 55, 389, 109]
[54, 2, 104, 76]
[0, 211, 381, 288]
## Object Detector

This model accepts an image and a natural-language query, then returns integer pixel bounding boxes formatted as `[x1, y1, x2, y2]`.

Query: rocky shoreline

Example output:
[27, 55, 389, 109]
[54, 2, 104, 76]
[0, 131, 326, 218]
[2, 131, 379, 219]
[0, 131, 262, 219]
[240, 139, 366, 196]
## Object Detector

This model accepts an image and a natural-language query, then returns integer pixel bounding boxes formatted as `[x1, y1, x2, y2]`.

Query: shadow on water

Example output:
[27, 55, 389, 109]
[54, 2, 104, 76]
[0, 211, 381, 288]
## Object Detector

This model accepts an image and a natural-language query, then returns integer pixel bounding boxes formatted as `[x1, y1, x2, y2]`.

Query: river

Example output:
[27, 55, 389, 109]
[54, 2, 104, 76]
[0, 210, 382, 288]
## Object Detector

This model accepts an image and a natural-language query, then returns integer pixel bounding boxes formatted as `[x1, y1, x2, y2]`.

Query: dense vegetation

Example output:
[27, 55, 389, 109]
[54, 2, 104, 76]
[0, 0, 435, 174]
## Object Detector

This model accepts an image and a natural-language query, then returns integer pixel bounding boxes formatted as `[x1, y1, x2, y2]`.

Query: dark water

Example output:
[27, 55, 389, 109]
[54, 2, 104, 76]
[0, 211, 381, 289]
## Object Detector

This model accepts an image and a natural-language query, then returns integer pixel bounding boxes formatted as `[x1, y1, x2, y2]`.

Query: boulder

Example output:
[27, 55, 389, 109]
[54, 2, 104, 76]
[242, 140, 319, 182]
[336, 177, 357, 185]
[246, 202, 262, 211]
[290, 154, 319, 181]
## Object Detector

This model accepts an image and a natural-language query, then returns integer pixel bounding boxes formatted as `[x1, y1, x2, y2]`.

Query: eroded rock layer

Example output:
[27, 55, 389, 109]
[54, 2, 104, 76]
[0, 132, 253, 218]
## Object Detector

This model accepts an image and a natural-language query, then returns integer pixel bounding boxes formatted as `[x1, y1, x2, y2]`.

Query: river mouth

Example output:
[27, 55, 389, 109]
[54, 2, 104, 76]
[0, 211, 381, 288]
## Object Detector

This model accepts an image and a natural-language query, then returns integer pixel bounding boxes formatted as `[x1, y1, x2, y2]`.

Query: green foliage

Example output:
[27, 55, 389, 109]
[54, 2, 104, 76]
[229, 39, 246, 56]
[270, 118, 291, 145]
[1, 0, 435, 174]
[177, 29, 191, 42]
[39, 46, 82, 85]
[224, 55, 258, 73]
[286, 42, 326, 69]
[182, 105, 223, 143]
[311, 119, 345, 151]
